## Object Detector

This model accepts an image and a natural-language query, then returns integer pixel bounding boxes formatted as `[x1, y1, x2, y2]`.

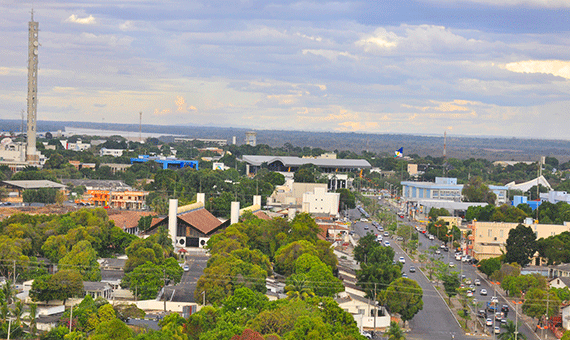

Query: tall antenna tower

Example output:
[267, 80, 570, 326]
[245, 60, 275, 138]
[26, 10, 39, 163]
[139, 111, 142, 142]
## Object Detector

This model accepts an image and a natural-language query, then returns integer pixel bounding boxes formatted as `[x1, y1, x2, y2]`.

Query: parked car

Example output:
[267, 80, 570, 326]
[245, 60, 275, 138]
[486, 318, 493, 326]
[494, 326, 501, 334]
[399, 257, 406, 264]
[435, 249, 441, 254]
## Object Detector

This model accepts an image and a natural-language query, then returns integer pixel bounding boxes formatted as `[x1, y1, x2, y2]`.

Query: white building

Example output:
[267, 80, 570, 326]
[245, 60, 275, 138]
[302, 187, 340, 215]
[540, 191, 570, 204]
[100, 148, 125, 157]
[60, 139, 91, 151]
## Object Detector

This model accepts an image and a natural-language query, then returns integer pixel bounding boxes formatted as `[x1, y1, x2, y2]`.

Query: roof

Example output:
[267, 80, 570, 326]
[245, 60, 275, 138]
[506, 175, 552, 192]
[242, 155, 371, 168]
[83, 281, 112, 292]
[550, 277, 570, 287]
[61, 179, 132, 191]
[108, 211, 156, 230]
[2, 180, 66, 189]
[253, 211, 272, 220]
[178, 208, 224, 235]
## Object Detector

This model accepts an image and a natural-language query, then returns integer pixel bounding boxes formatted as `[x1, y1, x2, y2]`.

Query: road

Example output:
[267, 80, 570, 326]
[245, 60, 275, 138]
[164, 253, 209, 303]
[352, 199, 545, 340]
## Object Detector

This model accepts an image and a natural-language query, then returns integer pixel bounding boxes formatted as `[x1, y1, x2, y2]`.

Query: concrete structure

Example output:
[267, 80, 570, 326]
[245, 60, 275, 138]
[231, 201, 240, 225]
[242, 155, 371, 175]
[469, 220, 570, 261]
[541, 191, 570, 204]
[506, 175, 552, 192]
[512, 195, 541, 211]
[100, 163, 132, 174]
[100, 148, 125, 157]
[26, 12, 39, 163]
[327, 173, 349, 191]
[60, 139, 91, 151]
[174, 137, 227, 146]
[402, 177, 508, 205]
[267, 180, 327, 206]
[302, 187, 340, 215]
[245, 131, 257, 146]
[1, 180, 66, 202]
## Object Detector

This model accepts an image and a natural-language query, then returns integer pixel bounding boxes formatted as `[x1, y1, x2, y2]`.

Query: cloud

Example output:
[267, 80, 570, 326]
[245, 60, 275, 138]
[65, 14, 96, 25]
[503, 60, 570, 80]
[336, 121, 379, 132]
[402, 99, 481, 113]
[119, 21, 135, 31]
[425, 0, 570, 8]
[153, 108, 172, 116]
[302, 49, 359, 61]
[175, 95, 197, 112]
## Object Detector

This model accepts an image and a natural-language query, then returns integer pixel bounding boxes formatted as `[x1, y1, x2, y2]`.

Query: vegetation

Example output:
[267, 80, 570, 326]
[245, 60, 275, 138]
[504, 224, 538, 267]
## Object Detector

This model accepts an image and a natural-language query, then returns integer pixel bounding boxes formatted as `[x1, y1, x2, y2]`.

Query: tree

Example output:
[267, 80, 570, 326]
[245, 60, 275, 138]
[462, 176, 497, 204]
[442, 274, 460, 302]
[284, 274, 315, 300]
[58, 240, 101, 281]
[498, 319, 526, 340]
[385, 278, 423, 326]
[30, 270, 83, 303]
[478, 257, 502, 278]
[336, 188, 356, 209]
[522, 288, 560, 322]
[386, 321, 405, 340]
[505, 224, 538, 267]
[89, 318, 133, 340]
[122, 259, 183, 300]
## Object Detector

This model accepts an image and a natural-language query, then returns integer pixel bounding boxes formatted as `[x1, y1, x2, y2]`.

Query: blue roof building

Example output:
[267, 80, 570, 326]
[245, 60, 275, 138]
[130, 155, 199, 170]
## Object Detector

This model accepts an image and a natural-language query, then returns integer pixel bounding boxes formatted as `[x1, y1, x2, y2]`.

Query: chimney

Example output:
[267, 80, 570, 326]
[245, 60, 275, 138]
[197, 193, 205, 205]
[253, 195, 262, 207]
[169, 199, 178, 247]
[231, 201, 240, 225]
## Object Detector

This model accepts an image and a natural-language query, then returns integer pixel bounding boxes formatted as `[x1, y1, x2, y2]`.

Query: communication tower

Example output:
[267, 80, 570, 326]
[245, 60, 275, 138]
[26, 10, 39, 163]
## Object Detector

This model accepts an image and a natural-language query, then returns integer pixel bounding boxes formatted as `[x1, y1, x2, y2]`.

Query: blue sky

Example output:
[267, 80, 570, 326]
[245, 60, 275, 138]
[1, 0, 569, 139]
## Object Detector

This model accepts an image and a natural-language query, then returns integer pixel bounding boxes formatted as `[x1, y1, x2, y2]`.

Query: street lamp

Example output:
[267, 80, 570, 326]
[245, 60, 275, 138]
[490, 281, 500, 340]
[512, 299, 523, 340]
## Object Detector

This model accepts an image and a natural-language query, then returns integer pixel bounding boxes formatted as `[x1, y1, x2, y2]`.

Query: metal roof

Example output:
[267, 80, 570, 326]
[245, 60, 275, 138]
[242, 155, 371, 168]
[2, 180, 66, 189]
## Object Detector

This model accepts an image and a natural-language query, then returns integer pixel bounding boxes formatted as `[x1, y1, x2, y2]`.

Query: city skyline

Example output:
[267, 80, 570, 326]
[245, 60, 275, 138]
[1, 1, 569, 139]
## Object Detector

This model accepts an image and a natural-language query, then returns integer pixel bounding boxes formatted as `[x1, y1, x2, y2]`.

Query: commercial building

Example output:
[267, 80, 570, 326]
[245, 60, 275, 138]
[83, 189, 149, 210]
[1, 180, 66, 202]
[540, 191, 570, 204]
[469, 219, 570, 261]
[302, 187, 340, 215]
[130, 155, 199, 170]
[242, 155, 371, 175]
[401, 177, 508, 205]
[100, 148, 125, 157]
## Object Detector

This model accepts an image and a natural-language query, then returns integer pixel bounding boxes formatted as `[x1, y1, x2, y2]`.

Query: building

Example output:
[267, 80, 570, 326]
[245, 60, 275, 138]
[174, 137, 227, 146]
[469, 220, 570, 261]
[302, 187, 340, 215]
[108, 211, 159, 235]
[60, 139, 91, 151]
[505, 175, 552, 192]
[83, 189, 149, 210]
[100, 163, 132, 175]
[130, 155, 199, 170]
[267, 180, 327, 206]
[1, 180, 66, 202]
[242, 155, 371, 175]
[540, 191, 570, 204]
[401, 177, 508, 205]
[83, 281, 113, 299]
[245, 131, 257, 146]
[100, 148, 125, 157]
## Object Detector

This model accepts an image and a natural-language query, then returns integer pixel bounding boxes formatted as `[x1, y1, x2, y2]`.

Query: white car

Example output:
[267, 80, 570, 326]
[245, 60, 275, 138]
[494, 326, 501, 334]
[183, 265, 190, 272]
[467, 291, 473, 297]
[486, 318, 493, 326]
[449, 262, 455, 268]
[474, 279, 481, 286]
[491, 296, 499, 303]
[435, 249, 441, 254]
[455, 254, 462, 261]
[399, 256, 406, 264]
[429, 235, 435, 240]
[384, 241, 391, 247]
[480, 289, 488, 296]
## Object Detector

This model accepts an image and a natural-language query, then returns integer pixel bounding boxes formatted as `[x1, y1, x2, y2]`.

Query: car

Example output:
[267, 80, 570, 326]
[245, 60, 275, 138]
[467, 291, 473, 297]
[501, 305, 510, 313]
[378, 226, 384, 231]
[495, 312, 503, 321]
[455, 254, 462, 261]
[486, 318, 493, 326]
[360, 331, 372, 339]
[376, 236, 383, 243]
[477, 310, 487, 318]
[435, 249, 441, 255]
[364, 225, 369, 230]
[183, 265, 190, 272]
[402, 273, 408, 278]
[443, 246, 449, 252]
[494, 326, 501, 334]
[396, 236, 403, 241]
[449, 262, 455, 268]
[474, 279, 481, 286]
[409, 266, 416, 273]
[480, 289, 488, 296]
[384, 231, 390, 237]
[465, 278, 472, 284]
[429, 235, 435, 240]
[440, 244, 446, 249]
[384, 241, 391, 247]
[491, 296, 499, 303]
[399, 257, 406, 264]
[361, 218, 368, 222]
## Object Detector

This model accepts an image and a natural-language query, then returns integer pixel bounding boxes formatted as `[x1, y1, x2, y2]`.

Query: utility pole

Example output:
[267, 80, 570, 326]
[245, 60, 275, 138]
[69, 305, 73, 333]
[163, 268, 167, 312]
[373, 283, 377, 335]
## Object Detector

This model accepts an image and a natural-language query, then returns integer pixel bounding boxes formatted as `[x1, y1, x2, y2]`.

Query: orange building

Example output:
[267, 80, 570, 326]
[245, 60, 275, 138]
[85, 189, 148, 210]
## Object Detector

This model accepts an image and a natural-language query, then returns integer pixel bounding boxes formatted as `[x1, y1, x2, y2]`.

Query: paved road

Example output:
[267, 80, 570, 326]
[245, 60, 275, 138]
[164, 253, 209, 303]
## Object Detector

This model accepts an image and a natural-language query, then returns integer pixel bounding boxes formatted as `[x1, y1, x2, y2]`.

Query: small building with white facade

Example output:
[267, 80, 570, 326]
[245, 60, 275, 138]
[302, 187, 340, 215]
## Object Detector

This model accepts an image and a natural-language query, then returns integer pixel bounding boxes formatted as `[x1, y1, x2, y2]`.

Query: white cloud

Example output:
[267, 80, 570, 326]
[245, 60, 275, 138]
[65, 14, 96, 25]
[504, 60, 570, 80]
[302, 49, 358, 61]
[425, 0, 570, 8]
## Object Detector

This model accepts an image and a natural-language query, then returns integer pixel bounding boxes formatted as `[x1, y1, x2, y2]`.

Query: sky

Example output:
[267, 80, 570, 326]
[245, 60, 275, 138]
[1, 1, 569, 139]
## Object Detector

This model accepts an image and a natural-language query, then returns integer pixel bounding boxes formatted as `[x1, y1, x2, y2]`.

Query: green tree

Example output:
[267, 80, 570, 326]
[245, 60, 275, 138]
[336, 188, 356, 209]
[522, 288, 560, 322]
[462, 176, 497, 204]
[442, 274, 460, 301]
[478, 257, 502, 278]
[89, 318, 133, 340]
[284, 274, 315, 300]
[505, 224, 538, 267]
[58, 240, 101, 281]
[386, 321, 405, 340]
[30, 270, 83, 304]
[122, 259, 183, 300]
[385, 278, 423, 326]
[498, 319, 526, 340]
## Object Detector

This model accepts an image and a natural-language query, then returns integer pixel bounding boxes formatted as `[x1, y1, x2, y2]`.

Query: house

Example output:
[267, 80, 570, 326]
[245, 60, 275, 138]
[335, 292, 391, 331]
[83, 281, 113, 299]
[549, 277, 570, 289]
[107, 211, 158, 235]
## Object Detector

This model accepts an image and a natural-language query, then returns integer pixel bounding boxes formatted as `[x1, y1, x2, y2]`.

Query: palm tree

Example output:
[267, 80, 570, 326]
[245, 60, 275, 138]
[2, 282, 14, 305]
[386, 321, 406, 340]
[284, 275, 315, 300]
[25, 303, 37, 335]
[498, 319, 526, 340]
